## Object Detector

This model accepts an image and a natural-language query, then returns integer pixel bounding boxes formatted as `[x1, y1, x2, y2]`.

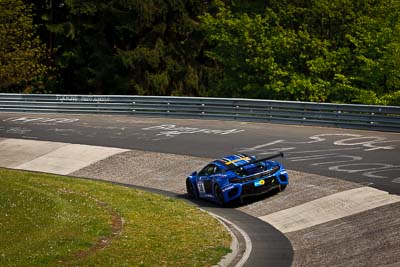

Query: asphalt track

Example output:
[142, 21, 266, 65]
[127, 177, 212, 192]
[0, 113, 399, 194]
[1, 112, 400, 266]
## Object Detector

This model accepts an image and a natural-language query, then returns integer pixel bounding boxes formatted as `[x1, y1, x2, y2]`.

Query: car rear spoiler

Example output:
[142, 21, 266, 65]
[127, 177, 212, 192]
[228, 152, 284, 171]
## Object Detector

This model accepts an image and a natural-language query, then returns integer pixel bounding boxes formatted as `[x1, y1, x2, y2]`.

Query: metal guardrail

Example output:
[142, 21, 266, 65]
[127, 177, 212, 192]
[0, 93, 399, 132]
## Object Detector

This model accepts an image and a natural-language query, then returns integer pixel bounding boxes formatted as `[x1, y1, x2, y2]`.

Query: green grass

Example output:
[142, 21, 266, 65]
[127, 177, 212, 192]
[0, 168, 231, 266]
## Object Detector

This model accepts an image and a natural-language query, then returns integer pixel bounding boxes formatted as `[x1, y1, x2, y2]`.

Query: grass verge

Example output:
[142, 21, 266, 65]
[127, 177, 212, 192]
[0, 168, 231, 266]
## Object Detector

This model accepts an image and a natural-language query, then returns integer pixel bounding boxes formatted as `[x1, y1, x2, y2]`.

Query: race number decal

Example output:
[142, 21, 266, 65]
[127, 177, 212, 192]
[197, 182, 205, 193]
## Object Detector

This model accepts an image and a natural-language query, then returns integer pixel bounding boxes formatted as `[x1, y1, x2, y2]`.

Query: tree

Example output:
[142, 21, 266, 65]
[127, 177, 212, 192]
[0, 0, 48, 92]
[38, 0, 211, 96]
[201, 0, 400, 104]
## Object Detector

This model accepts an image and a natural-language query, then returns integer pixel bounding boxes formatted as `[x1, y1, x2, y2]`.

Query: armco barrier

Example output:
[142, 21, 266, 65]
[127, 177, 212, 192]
[0, 93, 399, 132]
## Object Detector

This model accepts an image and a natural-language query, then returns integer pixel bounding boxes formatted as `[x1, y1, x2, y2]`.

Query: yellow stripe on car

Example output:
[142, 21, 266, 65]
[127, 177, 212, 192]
[225, 157, 251, 165]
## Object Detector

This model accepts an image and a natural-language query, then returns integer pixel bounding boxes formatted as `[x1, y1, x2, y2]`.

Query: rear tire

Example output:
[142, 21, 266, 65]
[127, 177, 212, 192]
[186, 178, 198, 199]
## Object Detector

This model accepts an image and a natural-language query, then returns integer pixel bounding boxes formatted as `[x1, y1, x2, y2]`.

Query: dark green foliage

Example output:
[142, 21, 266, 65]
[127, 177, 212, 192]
[201, 0, 400, 104]
[29, 0, 210, 95]
[2, 0, 399, 105]
[0, 0, 49, 92]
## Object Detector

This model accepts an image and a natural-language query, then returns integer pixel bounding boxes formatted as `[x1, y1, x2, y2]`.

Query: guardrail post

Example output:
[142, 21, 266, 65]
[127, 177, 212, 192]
[369, 112, 375, 129]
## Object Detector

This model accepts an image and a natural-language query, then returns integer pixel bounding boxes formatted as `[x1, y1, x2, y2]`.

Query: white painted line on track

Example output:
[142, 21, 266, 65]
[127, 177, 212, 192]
[210, 213, 252, 267]
[259, 187, 400, 233]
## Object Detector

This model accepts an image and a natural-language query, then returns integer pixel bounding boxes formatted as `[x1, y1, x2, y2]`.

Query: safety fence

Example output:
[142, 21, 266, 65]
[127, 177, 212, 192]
[0, 93, 399, 132]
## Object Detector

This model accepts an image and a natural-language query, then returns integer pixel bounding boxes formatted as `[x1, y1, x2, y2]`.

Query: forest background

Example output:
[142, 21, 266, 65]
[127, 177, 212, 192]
[1, 0, 400, 105]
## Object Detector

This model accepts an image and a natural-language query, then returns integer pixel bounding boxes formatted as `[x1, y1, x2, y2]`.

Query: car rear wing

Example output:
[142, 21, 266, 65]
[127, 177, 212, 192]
[228, 152, 284, 171]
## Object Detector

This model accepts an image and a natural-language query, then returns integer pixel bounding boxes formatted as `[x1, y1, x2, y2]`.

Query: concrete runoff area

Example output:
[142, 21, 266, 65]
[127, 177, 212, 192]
[237, 171, 363, 217]
[260, 187, 400, 233]
[1, 137, 400, 266]
[287, 202, 400, 266]
[0, 138, 128, 175]
[15, 144, 128, 175]
[0, 138, 67, 168]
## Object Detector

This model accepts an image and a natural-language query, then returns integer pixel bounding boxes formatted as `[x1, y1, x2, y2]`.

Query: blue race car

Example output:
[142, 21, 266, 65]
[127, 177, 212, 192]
[186, 152, 288, 205]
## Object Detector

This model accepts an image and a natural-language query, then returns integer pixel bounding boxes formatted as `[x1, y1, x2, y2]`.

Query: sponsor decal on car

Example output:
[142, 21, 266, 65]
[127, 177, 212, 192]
[222, 185, 235, 192]
[197, 182, 205, 193]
